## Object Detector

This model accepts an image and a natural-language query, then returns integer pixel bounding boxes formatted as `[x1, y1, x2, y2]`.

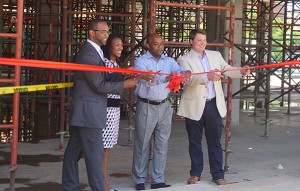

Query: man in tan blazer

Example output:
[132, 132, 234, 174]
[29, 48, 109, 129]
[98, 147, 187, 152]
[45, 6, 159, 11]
[177, 29, 249, 186]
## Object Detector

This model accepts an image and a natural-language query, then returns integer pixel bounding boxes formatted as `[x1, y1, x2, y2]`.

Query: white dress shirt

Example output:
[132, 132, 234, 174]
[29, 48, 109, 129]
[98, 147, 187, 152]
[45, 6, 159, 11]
[87, 39, 104, 61]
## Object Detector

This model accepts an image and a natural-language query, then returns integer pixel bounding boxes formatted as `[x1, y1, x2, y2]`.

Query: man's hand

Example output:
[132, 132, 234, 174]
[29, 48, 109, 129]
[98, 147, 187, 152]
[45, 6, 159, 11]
[141, 74, 155, 83]
[181, 70, 191, 84]
[241, 65, 250, 75]
[123, 66, 135, 76]
[207, 70, 223, 81]
[165, 75, 173, 82]
[123, 78, 137, 88]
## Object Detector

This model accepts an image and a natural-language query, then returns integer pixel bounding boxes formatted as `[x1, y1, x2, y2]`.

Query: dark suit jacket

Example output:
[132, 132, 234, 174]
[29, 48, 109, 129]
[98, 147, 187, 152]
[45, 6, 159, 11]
[69, 41, 124, 129]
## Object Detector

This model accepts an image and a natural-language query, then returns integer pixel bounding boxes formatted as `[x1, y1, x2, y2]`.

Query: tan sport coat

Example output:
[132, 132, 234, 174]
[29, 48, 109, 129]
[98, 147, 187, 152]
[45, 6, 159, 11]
[177, 49, 242, 120]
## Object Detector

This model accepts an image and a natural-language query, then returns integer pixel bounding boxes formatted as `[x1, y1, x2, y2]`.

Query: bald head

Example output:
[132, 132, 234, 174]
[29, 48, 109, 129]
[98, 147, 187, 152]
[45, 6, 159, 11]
[147, 33, 162, 44]
[146, 33, 164, 60]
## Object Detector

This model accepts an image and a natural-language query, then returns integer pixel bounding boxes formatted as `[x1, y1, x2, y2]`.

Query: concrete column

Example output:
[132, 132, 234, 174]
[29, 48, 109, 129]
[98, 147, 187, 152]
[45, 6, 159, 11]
[206, 0, 218, 45]
[231, 0, 243, 126]
[207, 0, 243, 126]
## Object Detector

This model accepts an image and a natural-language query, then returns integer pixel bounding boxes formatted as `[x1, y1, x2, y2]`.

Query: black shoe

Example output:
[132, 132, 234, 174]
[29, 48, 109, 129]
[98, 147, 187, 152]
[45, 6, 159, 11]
[151, 183, 171, 189]
[135, 183, 145, 190]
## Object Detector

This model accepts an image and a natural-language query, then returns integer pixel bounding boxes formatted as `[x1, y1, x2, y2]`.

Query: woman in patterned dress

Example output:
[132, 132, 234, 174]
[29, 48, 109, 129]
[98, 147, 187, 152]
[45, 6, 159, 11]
[101, 34, 124, 191]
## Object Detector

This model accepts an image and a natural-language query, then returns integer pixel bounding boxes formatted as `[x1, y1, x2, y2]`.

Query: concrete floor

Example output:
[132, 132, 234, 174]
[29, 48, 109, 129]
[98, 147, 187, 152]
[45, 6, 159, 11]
[1, 107, 300, 191]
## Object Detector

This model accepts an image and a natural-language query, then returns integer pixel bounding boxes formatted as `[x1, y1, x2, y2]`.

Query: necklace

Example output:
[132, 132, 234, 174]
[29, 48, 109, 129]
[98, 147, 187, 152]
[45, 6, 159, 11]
[110, 60, 119, 68]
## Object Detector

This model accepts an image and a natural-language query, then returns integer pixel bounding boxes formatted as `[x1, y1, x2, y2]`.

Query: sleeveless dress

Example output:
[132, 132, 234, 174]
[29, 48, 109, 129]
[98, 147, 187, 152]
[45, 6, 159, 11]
[102, 58, 123, 148]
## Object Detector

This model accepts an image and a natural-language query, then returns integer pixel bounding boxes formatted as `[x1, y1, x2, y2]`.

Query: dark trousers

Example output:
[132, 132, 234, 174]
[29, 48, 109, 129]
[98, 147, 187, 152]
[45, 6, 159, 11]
[185, 100, 224, 180]
[62, 126, 104, 191]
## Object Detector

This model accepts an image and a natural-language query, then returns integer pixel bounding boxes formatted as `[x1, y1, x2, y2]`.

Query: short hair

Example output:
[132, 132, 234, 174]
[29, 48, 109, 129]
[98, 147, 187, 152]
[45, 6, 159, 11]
[189, 29, 206, 40]
[87, 19, 104, 31]
[146, 33, 162, 44]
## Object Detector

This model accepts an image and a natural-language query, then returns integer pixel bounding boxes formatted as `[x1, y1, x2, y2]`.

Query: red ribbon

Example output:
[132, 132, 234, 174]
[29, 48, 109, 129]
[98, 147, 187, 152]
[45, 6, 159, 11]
[0, 58, 162, 76]
[166, 72, 183, 93]
[165, 60, 300, 92]
[1, 58, 299, 92]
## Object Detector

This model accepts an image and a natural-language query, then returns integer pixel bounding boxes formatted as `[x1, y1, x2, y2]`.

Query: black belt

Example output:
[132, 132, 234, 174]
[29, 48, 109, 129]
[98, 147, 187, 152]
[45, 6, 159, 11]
[107, 98, 121, 107]
[138, 96, 168, 105]
[206, 97, 216, 102]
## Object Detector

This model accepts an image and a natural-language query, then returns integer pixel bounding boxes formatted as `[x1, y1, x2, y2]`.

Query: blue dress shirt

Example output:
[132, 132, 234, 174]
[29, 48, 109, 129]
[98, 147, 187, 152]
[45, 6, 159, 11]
[193, 49, 216, 99]
[134, 51, 185, 101]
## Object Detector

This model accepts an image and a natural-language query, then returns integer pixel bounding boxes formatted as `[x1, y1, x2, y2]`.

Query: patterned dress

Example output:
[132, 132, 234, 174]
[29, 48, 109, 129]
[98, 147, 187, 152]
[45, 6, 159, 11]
[102, 58, 123, 148]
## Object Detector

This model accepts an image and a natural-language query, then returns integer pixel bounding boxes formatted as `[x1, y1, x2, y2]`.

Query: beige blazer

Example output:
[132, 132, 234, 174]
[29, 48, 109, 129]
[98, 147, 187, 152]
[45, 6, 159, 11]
[177, 49, 242, 120]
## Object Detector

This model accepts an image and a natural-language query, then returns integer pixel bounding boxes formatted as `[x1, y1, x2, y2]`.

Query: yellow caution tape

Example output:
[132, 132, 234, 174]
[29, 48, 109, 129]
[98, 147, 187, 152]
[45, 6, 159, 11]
[0, 82, 74, 95]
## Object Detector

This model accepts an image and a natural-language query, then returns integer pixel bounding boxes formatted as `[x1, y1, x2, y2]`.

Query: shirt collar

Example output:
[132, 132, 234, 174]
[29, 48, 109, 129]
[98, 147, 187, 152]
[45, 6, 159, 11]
[145, 51, 166, 60]
[87, 39, 104, 60]
[191, 48, 206, 59]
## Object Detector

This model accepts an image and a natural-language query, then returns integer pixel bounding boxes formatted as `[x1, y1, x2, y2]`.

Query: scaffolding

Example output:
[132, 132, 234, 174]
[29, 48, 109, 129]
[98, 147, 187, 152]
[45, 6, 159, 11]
[238, 0, 300, 136]
[0, 0, 139, 189]
[0, 1, 24, 189]
[1, 0, 300, 190]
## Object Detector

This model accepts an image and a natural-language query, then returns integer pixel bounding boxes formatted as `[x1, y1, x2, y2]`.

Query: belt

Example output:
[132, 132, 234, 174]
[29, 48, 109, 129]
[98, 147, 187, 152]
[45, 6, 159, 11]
[107, 98, 121, 107]
[206, 97, 216, 102]
[138, 96, 168, 105]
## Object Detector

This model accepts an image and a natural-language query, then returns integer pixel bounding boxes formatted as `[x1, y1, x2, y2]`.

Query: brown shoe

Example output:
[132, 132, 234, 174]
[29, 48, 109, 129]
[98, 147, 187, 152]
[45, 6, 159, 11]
[212, 178, 226, 185]
[187, 176, 200, 184]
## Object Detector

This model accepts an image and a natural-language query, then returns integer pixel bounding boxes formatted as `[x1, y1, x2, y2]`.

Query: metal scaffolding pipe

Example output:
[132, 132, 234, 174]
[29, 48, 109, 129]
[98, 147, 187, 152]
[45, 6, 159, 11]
[0, 33, 18, 38]
[66, 10, 132, 17]
[0, 124, 13, 129]
[263, 0, 274, 137]
[58, 0, 68, 150]
[0, 79, 15, 83]
[224, 0, 235, 173]
[0, 0, 3, 57]
[142, 0, 148, 43]
[155, 1, 231, 11]
[8, 0, 24, 189]
[165, 41, 231, 47]
[149, 0, 156, 33]
[126, 0, 137, 145]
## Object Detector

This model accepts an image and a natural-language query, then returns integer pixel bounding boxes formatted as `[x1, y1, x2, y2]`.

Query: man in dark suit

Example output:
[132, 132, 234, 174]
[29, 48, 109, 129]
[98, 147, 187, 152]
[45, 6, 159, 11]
[62, 19, 136, 191]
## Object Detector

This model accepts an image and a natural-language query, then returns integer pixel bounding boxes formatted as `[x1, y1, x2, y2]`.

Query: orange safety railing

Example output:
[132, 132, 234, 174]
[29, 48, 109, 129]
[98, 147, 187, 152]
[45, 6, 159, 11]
[0, 1, 24, 190]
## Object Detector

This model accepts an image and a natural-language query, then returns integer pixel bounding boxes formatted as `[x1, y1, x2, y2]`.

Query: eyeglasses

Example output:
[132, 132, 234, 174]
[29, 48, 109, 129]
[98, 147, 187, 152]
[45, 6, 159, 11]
[93, 30, 111, 35]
